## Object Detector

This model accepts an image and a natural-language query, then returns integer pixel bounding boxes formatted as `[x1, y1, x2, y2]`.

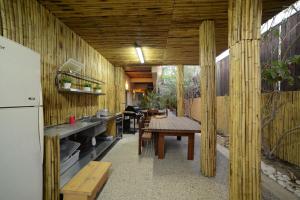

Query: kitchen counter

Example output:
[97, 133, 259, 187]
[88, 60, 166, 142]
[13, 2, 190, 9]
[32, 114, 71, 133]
[44, 114, 120, 190]
[44, 120, 102, 139]
[98, 115, 116, 121]
[44, 115, 116, 139]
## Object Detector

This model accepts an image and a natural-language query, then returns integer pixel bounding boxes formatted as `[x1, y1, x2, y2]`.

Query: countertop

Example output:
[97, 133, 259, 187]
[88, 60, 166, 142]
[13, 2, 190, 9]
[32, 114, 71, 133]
[44, 115, 116, 139]
[98, 115, 116, 121]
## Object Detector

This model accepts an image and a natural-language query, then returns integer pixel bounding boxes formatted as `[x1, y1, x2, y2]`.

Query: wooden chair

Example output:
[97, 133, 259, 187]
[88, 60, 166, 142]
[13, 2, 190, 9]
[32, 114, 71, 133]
[144, 109, 158, 123]
[138, 116, 153, 155]
[147, 109, 159, 117]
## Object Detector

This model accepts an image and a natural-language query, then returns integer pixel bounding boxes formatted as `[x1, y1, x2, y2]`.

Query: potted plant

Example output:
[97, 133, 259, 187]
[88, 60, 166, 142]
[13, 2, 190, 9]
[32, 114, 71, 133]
[94, 84, 102, 93]
[83, 83, 92, 92]
[61, 77, 72, 89]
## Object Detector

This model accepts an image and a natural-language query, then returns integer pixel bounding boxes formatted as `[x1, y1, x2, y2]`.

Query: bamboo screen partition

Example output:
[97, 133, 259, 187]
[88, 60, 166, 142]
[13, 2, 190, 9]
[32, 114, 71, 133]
[115, 67, 126, 113]
[44, 135, 60, 200]
[0, 0, 125, 126]
[262, 91, 300, 166]
[188, 91, 300, 167]
[176, 65, 185, 117]
[199, 20, 217, 177]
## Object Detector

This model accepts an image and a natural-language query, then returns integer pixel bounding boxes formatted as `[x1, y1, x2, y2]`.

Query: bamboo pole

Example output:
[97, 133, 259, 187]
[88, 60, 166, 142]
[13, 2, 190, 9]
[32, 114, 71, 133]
[176, 64, 185, 117]
[228, 0, 262, 199]
[44, 135, 60, 200]
[199, 20, 217, 177]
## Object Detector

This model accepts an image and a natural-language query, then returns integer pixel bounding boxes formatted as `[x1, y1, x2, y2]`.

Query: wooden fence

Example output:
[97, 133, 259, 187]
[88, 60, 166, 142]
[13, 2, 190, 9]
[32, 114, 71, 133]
[186, 96, 229, 136]
[262, 91, 300, 166]
[187, 91, 300, 166]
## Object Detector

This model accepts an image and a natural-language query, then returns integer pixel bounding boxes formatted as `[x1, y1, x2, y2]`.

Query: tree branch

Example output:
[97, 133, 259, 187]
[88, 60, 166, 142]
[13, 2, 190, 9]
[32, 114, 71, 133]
[269, 125, 300, 156]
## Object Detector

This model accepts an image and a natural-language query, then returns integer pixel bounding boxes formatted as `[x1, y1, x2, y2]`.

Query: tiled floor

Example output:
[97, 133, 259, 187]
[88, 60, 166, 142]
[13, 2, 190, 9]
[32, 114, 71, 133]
[97, 133, 228, 200]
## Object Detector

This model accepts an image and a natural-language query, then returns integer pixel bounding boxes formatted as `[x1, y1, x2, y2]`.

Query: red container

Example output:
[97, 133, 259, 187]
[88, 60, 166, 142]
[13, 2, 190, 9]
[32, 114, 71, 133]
[69, 116, 75, 124]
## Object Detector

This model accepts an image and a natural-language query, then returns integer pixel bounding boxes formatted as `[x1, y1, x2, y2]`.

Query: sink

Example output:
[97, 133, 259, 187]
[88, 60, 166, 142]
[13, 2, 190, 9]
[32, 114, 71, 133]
[81, 117, 102, 123]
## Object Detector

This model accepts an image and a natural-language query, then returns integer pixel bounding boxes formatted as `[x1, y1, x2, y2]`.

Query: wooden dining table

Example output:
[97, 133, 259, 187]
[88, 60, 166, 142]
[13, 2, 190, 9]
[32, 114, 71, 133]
[148, 115, 201, 160]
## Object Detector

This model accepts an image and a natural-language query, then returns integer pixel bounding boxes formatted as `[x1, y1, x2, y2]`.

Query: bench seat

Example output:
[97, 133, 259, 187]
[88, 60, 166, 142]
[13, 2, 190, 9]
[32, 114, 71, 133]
[61, 161, 112, 200]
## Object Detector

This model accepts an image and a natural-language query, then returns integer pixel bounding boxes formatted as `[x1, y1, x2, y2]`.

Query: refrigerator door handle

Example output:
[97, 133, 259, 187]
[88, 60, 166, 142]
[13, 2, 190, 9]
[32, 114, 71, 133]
[38, 106, 44, 164]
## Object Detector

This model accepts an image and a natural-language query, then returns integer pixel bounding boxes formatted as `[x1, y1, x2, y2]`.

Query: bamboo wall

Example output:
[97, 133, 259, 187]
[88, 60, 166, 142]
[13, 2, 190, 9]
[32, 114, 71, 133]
[199, 20, 217, 177]
[186, 97, 229, 136]
[176, 65, 185, 117]
[0, 0, 125, 126]
[262, 92, 300, 166]
[44, 135, 60, 200]
[115, 67, 126, 113]
[216, 56, 229, 96]
[188, 91, 300, 167]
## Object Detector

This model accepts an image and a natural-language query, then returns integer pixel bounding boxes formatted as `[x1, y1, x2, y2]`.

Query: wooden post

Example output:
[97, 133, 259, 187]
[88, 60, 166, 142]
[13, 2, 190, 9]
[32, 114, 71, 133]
[199, 20, 217, 177]
[115, 67, 126, 113]
[107, 119, 116, 137]
[176, 65, 185, 117]
[228, 0, 262, 199]
[44, 135, 60, 200]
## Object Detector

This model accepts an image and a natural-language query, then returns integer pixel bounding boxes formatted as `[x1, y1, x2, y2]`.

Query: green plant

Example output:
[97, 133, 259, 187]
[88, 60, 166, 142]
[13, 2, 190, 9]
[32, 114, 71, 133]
[159, 94, 176, 109]
[61, 76, 72, 84]
[83, 83, 92, 88]
[262, 56, 300, 89]
[94, 84, 102, 90]
[140, 90, 160, 109]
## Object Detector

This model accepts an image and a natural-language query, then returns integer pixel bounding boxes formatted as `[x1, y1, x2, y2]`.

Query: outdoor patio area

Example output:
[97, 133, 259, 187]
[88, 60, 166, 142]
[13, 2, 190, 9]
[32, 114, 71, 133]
[99, 134, 228, 200]
[98, 134, 297, 200]
[1, 0, 300, 200]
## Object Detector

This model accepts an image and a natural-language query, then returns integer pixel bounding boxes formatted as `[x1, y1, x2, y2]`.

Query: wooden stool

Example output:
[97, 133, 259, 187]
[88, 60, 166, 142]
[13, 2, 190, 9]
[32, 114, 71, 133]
[62, 161, 112, 200]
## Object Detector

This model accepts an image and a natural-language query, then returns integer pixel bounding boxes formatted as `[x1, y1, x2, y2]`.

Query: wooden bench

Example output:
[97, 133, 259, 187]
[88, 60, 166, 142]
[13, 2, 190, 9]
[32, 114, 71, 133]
[61, 161, 112, 200]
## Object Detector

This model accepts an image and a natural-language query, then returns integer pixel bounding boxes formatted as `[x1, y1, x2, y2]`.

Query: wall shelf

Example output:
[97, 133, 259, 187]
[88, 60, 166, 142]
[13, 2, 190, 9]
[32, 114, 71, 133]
[55, 69, 105, 95]
[58, 88, 105, 96]
[58, 71, 105, 85]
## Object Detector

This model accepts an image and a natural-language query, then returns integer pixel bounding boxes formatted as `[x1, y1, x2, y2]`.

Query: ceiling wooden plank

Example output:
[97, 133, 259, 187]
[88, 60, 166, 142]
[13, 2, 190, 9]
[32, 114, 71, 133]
[38, 0, 296, 66]
[126, 72, 153, 78]
[131, 78, 153, 83]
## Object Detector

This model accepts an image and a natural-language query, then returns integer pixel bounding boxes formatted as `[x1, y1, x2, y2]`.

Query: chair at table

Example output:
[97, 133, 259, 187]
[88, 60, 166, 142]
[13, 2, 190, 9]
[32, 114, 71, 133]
[138, 116, 153, 155]
[145, 109, 158, 123]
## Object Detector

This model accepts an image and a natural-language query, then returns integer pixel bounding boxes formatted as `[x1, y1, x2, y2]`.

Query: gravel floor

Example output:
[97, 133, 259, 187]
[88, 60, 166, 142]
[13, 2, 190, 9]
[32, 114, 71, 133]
[97, 133, 228, 200]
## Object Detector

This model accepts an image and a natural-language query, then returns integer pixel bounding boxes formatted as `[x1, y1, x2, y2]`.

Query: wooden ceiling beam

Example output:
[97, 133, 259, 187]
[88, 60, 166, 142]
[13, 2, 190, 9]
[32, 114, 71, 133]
[38, 0, 296, 66]
[126, 72, 153, 78]
[130, 78, 153, 83]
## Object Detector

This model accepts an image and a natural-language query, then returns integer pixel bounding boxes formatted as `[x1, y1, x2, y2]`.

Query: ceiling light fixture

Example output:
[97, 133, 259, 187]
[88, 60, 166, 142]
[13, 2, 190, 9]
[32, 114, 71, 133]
[135, 45, 145, 64]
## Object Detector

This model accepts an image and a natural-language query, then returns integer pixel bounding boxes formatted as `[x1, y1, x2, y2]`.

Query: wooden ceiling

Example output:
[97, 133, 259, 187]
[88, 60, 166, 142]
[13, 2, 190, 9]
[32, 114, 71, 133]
[38, 0, 296, 66]
[124, 66, 153, 85]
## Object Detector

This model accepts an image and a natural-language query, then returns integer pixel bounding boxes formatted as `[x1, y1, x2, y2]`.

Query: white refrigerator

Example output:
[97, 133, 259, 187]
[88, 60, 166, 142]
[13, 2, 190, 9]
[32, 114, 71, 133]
[0, 36, 43, 200]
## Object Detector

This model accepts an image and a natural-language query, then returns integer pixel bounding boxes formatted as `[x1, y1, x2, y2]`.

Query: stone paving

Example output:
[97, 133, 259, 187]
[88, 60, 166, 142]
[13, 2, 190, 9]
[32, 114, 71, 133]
[98, 133, 228, 200]
[96, 133, 298, 200]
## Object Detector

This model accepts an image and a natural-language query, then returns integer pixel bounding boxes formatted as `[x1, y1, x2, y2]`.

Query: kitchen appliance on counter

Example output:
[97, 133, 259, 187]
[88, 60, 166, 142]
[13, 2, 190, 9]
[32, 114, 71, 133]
[0, 36, 43, 200]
